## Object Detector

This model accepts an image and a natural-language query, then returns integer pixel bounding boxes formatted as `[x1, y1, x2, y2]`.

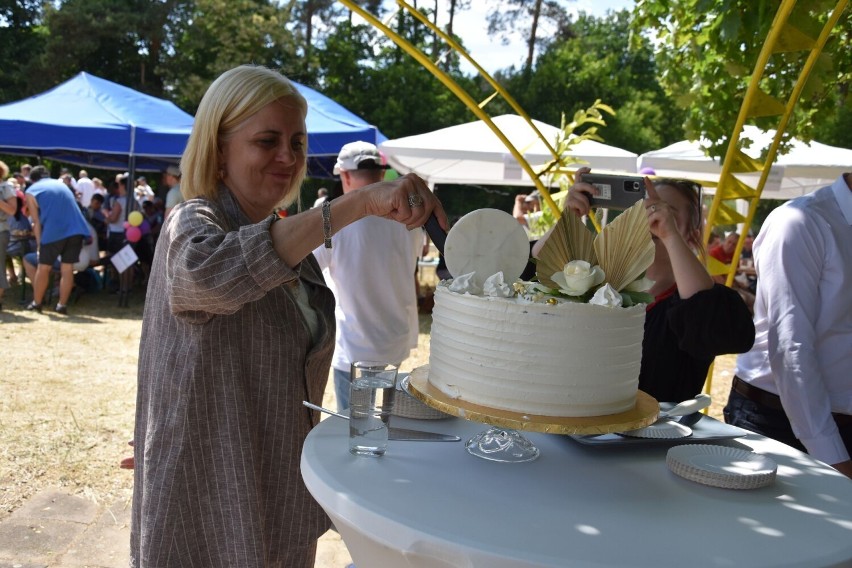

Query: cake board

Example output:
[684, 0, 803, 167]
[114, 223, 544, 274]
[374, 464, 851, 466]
[407, 365, 659, 436]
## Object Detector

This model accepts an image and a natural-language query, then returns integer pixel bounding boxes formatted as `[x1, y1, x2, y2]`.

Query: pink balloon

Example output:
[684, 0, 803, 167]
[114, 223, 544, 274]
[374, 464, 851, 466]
[126, 226, 142, 243]
[123, 221, 131, 229]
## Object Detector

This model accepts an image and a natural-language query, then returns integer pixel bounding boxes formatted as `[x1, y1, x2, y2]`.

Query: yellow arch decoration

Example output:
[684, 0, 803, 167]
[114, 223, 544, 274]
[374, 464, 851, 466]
[339, 0, 848, 399]
[336, 0, 566, 218]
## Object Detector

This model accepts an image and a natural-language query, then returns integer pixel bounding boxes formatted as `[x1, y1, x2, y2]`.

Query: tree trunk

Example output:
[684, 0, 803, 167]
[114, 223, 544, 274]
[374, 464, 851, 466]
[432, 0, 439, 59]
[525, 0, 542, 72]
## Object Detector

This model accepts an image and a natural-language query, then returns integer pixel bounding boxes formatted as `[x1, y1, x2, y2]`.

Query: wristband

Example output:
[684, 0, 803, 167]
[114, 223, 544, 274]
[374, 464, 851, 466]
[322, 200, 332, 249]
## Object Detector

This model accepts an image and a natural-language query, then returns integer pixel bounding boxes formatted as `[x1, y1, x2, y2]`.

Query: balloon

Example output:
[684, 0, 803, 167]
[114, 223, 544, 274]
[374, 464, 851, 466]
[139, 219, 151, 234]
[639, 167, 656, 175]
[123, 221, 131, 229]
[128, 211, 144, 227]
[126, 226, 142, 243]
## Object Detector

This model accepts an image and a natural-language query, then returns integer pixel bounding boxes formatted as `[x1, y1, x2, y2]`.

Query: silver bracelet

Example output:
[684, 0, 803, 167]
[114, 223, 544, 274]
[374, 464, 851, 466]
[322, 200, 332, 249]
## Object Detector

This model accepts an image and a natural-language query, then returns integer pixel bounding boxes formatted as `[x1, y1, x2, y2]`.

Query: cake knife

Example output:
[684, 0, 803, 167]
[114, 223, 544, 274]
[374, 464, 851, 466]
[302, 401, 461, 442]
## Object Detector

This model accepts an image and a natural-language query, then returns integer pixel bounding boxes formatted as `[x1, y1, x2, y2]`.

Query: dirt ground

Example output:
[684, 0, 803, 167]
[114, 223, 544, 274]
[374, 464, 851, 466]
[0, 284, 736, 522]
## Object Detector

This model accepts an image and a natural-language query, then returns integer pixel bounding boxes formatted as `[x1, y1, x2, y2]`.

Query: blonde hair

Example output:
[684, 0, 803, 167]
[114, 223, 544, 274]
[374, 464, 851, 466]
[0, 161, 8, 179]
[181, 65, 308, 208]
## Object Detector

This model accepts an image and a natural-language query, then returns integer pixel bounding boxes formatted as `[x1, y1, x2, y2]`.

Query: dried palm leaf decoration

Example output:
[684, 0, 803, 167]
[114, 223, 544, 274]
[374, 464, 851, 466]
[536, 207, 597, 288]
[536, 199, 654, 292]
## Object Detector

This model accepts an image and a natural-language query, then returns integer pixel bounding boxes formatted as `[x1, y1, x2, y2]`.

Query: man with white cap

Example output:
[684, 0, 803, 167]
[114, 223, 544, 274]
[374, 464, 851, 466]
[313, 141, 421, 411]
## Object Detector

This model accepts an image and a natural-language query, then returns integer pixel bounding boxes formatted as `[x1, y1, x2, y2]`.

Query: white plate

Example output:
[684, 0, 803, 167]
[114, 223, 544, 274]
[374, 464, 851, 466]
[619, 420, 692, 440]
[619, 420, 692, 439]
[444, 208, 530, 284]
[667, 444, 777, 489]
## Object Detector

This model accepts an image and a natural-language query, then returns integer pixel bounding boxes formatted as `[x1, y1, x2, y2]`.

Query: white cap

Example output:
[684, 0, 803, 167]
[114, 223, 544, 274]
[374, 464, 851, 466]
[334, 141, 390, 175]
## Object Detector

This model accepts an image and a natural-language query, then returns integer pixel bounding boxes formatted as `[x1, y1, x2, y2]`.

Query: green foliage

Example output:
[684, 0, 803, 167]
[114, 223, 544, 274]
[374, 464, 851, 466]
[0, 0, 44, 101]
[161, 0, 299, 112]
[315, 17, 474, 140]
[503, 10, 687, 154]
[633, 0, 852, 157]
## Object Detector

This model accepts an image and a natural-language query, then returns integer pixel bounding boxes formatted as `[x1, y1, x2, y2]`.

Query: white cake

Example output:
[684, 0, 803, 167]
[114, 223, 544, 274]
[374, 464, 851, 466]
[428, 281, 646, 417]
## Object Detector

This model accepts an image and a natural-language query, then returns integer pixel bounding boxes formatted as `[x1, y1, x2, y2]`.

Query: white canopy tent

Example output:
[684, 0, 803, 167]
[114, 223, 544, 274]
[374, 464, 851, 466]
[379, 114, 638, 188]
[637, 125, 852, 200]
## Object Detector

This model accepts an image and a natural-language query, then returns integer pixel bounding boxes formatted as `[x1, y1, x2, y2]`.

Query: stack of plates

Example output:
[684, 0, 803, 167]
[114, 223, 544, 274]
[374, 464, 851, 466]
[667, 444, 777, 489]
[620, 421, 692, 439]
[394, 375, 451, 420]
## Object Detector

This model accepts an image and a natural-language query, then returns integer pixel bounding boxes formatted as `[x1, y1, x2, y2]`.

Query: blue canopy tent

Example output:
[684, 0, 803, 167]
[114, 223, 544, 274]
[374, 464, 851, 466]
[297, 82, 387, 177]
[0, 72, 385, 177]
[0, 72, 194, 172]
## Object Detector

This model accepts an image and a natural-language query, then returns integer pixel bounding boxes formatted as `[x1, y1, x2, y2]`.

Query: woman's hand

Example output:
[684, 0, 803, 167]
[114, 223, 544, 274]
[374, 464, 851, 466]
[564, 167, 596, 218]
[643, 177, 713, 299]
[271, 173, 447, 269]
[358, 173, 448, 231]
[643, 179, 680, 243]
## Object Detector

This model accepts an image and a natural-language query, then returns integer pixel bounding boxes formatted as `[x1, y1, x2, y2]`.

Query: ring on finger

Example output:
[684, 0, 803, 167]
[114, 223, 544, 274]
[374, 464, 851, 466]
[408, 193, 424, 208]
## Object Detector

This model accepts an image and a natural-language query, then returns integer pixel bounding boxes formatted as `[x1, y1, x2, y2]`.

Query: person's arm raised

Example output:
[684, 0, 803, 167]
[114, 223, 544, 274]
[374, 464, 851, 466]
[270, 173, 447, 268]
[643, 180, 713, 299]
[532, 167, 596, 258]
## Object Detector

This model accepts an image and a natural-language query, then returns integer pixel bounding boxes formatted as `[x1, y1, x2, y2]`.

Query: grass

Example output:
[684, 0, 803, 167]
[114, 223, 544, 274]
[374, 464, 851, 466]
[0, 278, 736, 523]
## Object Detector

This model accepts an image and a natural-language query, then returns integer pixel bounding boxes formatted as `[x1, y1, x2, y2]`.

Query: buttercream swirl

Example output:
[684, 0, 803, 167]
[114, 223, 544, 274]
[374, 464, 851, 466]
[589, 283, 623, 307]
[447, 272, 482, 295]
[482, 272, 514, 298]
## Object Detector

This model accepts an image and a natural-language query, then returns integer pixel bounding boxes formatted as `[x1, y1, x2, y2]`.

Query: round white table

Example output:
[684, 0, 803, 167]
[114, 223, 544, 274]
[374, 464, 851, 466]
[301, 415, 852, 568]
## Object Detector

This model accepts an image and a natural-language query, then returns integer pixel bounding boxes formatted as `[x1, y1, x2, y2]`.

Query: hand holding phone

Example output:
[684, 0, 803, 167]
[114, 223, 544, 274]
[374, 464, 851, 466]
[579, 173, 646, 210]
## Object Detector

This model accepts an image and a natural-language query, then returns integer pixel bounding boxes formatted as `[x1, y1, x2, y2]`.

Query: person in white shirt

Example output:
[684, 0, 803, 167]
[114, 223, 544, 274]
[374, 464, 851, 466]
[312, 187, 328, 208]
[725, 172, 852, 479]
[134, 176, 155, 206]
[75, 170, 97, 207]
[313, 141, 421, 411]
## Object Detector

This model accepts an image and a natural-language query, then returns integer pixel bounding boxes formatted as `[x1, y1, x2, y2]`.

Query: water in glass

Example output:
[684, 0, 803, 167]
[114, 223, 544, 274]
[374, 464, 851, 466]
[349, 374, 396, 457]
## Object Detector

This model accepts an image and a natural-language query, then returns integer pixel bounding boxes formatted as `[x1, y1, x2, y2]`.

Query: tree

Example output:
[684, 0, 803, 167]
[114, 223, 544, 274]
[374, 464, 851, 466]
[501, 11, 686, 154]
[485, 0, 572, 74]
[634, 0, 852, 156]
[292, 0, 340, 78]
[162, 0, 300, 111]
[0, 0, 44, 101]
[314, 15, 473, 140]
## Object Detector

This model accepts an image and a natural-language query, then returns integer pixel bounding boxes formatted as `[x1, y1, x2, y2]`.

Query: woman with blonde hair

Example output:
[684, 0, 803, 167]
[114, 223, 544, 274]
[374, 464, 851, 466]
[131, 65, 446, 567]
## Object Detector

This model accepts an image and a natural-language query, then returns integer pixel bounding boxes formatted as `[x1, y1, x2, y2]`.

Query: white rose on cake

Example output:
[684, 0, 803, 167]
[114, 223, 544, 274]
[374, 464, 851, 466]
[552, 260, 605, 297]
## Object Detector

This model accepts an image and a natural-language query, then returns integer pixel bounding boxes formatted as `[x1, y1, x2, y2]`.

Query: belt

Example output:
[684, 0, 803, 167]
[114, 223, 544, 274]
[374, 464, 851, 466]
[733, 376, 852, 428]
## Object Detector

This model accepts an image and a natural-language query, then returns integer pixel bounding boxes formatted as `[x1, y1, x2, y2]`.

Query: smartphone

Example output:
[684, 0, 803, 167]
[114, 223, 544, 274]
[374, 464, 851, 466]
[579, 173, 646, 210]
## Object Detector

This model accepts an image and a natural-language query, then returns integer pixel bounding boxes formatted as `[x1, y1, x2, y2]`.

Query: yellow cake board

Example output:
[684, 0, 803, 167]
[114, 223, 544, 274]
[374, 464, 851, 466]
[408, 366, 659, 436]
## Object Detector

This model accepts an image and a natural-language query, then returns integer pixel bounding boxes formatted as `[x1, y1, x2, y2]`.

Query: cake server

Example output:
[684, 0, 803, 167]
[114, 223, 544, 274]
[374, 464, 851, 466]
[302, 401, 461, 442]
[656, 393, 712, 422]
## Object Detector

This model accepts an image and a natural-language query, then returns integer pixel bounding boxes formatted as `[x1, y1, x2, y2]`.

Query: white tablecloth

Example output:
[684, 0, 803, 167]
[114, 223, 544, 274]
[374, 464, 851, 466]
[301, 415, 852, 568]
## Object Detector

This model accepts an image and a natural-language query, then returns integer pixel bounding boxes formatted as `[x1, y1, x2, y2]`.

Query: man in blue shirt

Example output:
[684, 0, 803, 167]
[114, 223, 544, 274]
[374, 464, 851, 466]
[24, 165, 91, 315]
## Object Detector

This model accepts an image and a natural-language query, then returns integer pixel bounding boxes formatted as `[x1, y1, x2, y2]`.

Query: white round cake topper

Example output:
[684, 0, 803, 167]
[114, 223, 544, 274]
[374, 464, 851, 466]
[444, 208, 530, 284]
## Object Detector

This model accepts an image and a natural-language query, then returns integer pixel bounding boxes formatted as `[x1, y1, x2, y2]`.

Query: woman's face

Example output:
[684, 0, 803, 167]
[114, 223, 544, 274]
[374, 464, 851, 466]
[656, 184, 697, 243]
[219, 97, 307, 221]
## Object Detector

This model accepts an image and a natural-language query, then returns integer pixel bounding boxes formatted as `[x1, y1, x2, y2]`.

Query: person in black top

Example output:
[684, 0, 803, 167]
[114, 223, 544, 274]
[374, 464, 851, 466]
[534, 167, 754, 402]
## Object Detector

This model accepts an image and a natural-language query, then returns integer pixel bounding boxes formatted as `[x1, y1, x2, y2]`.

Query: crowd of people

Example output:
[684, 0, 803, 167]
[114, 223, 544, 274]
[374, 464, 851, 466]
[1, 63, 848, 566]
[0, 160, 178, 314]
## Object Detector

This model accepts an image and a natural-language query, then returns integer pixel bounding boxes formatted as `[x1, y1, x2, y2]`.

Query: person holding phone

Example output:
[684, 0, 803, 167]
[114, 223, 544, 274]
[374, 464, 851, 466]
[534, 167, 754, 402]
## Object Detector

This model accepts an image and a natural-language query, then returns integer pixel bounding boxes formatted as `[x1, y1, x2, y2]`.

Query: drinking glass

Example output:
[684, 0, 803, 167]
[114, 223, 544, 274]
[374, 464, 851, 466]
[349, 361, 398, 457]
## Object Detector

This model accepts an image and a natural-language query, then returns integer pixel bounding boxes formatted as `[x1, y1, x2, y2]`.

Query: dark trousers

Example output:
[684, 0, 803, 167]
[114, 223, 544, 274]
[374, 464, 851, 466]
[724, 377, 852, 458]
